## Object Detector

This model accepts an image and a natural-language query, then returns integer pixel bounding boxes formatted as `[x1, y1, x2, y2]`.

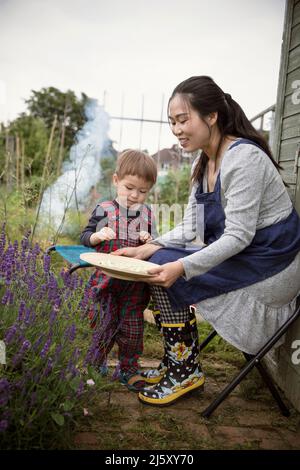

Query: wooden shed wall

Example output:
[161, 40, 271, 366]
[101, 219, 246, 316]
[268, 0, 300, 412]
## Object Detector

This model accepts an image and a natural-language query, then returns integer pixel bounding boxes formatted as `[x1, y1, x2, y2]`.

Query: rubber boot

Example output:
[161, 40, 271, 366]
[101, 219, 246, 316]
[141, 308, 168, 384]
[138, 311, 204, 406]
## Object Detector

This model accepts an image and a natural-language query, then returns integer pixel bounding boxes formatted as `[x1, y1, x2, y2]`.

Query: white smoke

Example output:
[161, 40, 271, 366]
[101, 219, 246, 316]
[39, 99, 110, 233]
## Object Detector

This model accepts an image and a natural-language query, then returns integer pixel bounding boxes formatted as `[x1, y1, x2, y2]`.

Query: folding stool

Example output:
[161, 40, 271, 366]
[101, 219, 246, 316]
[199, 296, 300, 418]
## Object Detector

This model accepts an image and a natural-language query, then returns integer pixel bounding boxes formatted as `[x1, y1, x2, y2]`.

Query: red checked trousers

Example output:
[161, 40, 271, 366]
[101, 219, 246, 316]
[87, 239, 150, 375]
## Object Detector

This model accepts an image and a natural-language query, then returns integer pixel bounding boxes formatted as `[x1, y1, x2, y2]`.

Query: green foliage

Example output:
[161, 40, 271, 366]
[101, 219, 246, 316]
[0, 187, 35, 243]
[56, 209, 85, 243]
[0, 86, 90, 196]
[157, 165, 191, 206]
[98, 154, 117, 200]
[25, 87, 89, 150]
[8, 115, 49, 177]
[154, 164, 192, 235]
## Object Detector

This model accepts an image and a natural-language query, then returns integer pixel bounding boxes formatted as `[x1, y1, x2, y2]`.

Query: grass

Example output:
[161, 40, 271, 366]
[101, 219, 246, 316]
[143, 321, 164, 359]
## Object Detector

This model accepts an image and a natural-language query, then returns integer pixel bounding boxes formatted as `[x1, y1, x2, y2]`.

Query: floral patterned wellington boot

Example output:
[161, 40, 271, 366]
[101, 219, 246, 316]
[138, 311, 205, 406]
[141, 309, 168, 384]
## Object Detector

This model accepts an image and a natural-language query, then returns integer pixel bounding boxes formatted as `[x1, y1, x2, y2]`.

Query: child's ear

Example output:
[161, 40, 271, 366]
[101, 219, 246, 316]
[112, 173, 118, 186]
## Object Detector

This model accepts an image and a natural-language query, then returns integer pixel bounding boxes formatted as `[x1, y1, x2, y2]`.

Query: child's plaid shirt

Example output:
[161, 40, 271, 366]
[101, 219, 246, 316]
[81, 199, 157, 327]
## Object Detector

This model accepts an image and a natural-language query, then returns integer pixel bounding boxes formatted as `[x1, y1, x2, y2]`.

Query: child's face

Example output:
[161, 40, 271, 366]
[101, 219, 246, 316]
[113, 174, 152, 209]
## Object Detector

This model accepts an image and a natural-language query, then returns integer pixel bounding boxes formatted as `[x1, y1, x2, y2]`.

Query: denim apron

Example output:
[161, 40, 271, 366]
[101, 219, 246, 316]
[150, 139, 300, 311]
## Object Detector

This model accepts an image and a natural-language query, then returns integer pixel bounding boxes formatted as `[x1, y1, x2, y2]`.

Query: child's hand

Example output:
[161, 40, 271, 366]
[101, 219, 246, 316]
[89, 227, 116, 245]
[139, 231, 153, 243]
[97, 227, 116, 241]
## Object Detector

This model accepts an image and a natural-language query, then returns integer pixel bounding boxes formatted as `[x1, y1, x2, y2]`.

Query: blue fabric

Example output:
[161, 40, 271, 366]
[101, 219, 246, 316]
[197, 172, 225, 244]
[229, 138, 265, 152]
[150, 139, 300, 310]
[54, 245, 96, 266]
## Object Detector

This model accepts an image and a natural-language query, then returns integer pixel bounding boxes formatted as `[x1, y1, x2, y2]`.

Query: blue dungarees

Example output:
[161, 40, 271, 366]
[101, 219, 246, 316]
[150, 140, 300, 311]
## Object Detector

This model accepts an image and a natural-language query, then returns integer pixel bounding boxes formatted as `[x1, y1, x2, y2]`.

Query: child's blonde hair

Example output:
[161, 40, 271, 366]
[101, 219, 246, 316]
[116, 150, 157, 186]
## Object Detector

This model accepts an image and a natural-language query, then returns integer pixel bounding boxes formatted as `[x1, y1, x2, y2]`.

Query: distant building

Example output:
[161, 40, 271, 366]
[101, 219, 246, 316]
[151, 144, 199, 174]
[151, 144, 181, 171]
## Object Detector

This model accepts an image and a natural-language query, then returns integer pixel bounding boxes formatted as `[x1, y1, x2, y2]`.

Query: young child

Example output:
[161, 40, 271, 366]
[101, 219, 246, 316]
[80, 149, 158, 391]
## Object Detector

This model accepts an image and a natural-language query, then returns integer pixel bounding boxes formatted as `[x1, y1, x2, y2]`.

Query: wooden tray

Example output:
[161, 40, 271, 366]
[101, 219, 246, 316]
[80, 252, 159, 281]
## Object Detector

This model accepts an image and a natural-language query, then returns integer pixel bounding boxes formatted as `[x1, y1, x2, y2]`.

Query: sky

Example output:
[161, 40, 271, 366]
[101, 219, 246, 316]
[0, 0, 286, 154]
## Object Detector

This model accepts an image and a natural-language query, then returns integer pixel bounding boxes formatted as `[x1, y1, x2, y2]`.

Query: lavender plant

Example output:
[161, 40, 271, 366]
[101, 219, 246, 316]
[0, 224, 109, 449]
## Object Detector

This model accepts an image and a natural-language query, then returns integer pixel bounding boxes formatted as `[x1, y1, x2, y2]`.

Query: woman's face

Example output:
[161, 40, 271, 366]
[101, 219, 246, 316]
[168, 94, 212, 152]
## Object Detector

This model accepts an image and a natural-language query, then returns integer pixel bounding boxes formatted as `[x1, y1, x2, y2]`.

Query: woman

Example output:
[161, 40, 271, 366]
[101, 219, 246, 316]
[112, 76, 300, 406]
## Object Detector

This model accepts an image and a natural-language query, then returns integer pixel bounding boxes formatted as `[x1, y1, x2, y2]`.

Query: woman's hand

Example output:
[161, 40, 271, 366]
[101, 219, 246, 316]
[143, 260, 184, 287]
[143, 260, 185, 288]
[111, 243, 162, 260]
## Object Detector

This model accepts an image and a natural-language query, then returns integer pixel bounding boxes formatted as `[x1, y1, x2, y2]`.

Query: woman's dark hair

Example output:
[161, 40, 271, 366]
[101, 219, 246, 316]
[169, 76, 283, 183]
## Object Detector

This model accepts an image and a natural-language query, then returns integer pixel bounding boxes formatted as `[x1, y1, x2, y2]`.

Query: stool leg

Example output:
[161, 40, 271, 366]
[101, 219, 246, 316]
[243, 352, 290, 417]
[199, 330, 218, 351]
[201, 354, 265, 418]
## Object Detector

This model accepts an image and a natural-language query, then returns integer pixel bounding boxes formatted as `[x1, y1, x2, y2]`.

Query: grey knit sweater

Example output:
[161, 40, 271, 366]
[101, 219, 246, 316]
[154, 143, 292, 280]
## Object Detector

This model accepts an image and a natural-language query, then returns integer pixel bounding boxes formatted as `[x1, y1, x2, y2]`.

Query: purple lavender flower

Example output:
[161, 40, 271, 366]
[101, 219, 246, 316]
[47, 273, 58, 301]
[13, 378, 24, 391]
[17, 300, 26, 321]
[20, 340, 31, 353]
[54, 298, 61, 310]
[71, 275, 78, 290]
[12, 352, 22, 368]
[0, 395, 9, 407]
[24, 307, 32, 325]
[54, 344, 63, 359]
[13, 240, 18, 254]
[39, 283, 47, 296]
[5, 324, 17, 344]
[67, 324, 76, 342]
[21, 236, 29, 260]
[30, 310, 36, 324]
[0, 378, 9, 392]
[27, 276, 36, 296]
[1, 289, 10, 305]
[49, 308, 57, 326]
[59, 370, 66, 381]
[33, 243, 40, 256]
[33, 334, 44, 352]
[76, 380, 84, 397]
[0, 224, 6, 258]
[44, 357, 53, 376]
[43, 254, 51, 274]
[40, 339, 51, 358]
[0, 420, 8, 432]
